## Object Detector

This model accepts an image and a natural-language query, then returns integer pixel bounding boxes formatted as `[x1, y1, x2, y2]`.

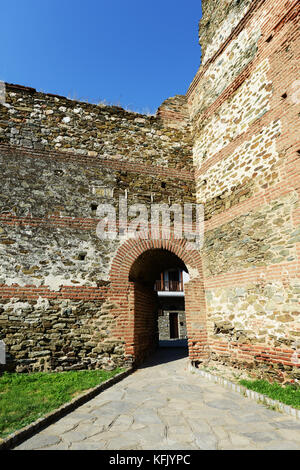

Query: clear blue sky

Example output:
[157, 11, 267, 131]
[0, 0, 202, 114]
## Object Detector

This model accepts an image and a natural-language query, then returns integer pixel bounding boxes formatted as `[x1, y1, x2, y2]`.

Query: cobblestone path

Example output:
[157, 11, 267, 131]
[15, 348, 300, 450]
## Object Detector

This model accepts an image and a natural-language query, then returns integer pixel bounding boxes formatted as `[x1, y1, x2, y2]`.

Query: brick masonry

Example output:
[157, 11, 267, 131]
[0, 0, 299, 382]
[187, 0, 300, 382]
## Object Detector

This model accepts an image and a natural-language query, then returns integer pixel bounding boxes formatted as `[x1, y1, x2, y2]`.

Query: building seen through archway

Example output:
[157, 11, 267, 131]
[128, 248, 190, 362]
[155, 268, 189, 346]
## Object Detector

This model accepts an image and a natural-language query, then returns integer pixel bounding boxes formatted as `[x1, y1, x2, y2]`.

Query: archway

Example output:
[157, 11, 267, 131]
[108, 238, 208, 367]
[129, 248, 188, 363]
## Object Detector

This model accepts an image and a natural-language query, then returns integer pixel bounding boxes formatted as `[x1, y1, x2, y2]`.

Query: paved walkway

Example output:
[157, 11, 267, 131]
[15, 348, 300, 450]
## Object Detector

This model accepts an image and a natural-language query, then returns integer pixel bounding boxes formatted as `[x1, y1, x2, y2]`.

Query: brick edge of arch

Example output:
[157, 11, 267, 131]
[108, 238, 204, 282]
[107, 238, 209, 366]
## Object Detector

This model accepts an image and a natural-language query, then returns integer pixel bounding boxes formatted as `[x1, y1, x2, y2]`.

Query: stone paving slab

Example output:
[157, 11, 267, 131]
[14, 348, 300, 450]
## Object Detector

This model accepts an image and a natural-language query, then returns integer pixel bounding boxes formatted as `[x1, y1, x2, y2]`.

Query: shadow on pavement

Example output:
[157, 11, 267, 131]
[138, 342, 189, 369]
[159, 339, 188, 348]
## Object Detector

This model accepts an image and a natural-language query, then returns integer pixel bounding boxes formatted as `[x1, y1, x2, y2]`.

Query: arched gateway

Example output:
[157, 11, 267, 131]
[108, 237, 208, 366]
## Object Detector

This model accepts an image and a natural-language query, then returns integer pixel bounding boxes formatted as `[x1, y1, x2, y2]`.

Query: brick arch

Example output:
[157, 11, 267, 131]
[108, 238, 208, 366]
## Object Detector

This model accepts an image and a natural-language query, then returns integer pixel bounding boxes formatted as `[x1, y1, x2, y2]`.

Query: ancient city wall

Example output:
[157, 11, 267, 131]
[188, 0, 300, 381]
[0, 86, 195, 372]
[0, 85, 192, 170]
[0, 0, 299, 381]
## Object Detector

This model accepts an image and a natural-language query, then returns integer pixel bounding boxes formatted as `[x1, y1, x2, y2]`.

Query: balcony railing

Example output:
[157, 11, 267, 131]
[154, 280, 183, 292]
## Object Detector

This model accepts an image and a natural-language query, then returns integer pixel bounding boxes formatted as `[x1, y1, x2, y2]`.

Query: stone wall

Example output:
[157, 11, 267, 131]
[0, 295, 126, 373]
[199, 0, 253, 65]
[0, 144, 195, 290]
[157, 296, 186, 340]
[188, 0, 300, 381]
[0, 84, 195, 372]
[203, 193, 298, 277]
[156, 95, 190, 130]
[206, 280, 300, 350]
[191, 20, 260, 122]
[192, 59, 274, 166]
[158, 311, 187, 340]
[0, 84, 193, 171]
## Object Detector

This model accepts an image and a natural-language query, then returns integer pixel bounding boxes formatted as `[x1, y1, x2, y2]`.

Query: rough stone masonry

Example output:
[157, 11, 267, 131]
[0, 0, 299, 382]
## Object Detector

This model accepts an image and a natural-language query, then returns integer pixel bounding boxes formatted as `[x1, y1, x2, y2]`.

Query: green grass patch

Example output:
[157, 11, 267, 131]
[0, 368, 124, 439]
[239, 379, 300, 410]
